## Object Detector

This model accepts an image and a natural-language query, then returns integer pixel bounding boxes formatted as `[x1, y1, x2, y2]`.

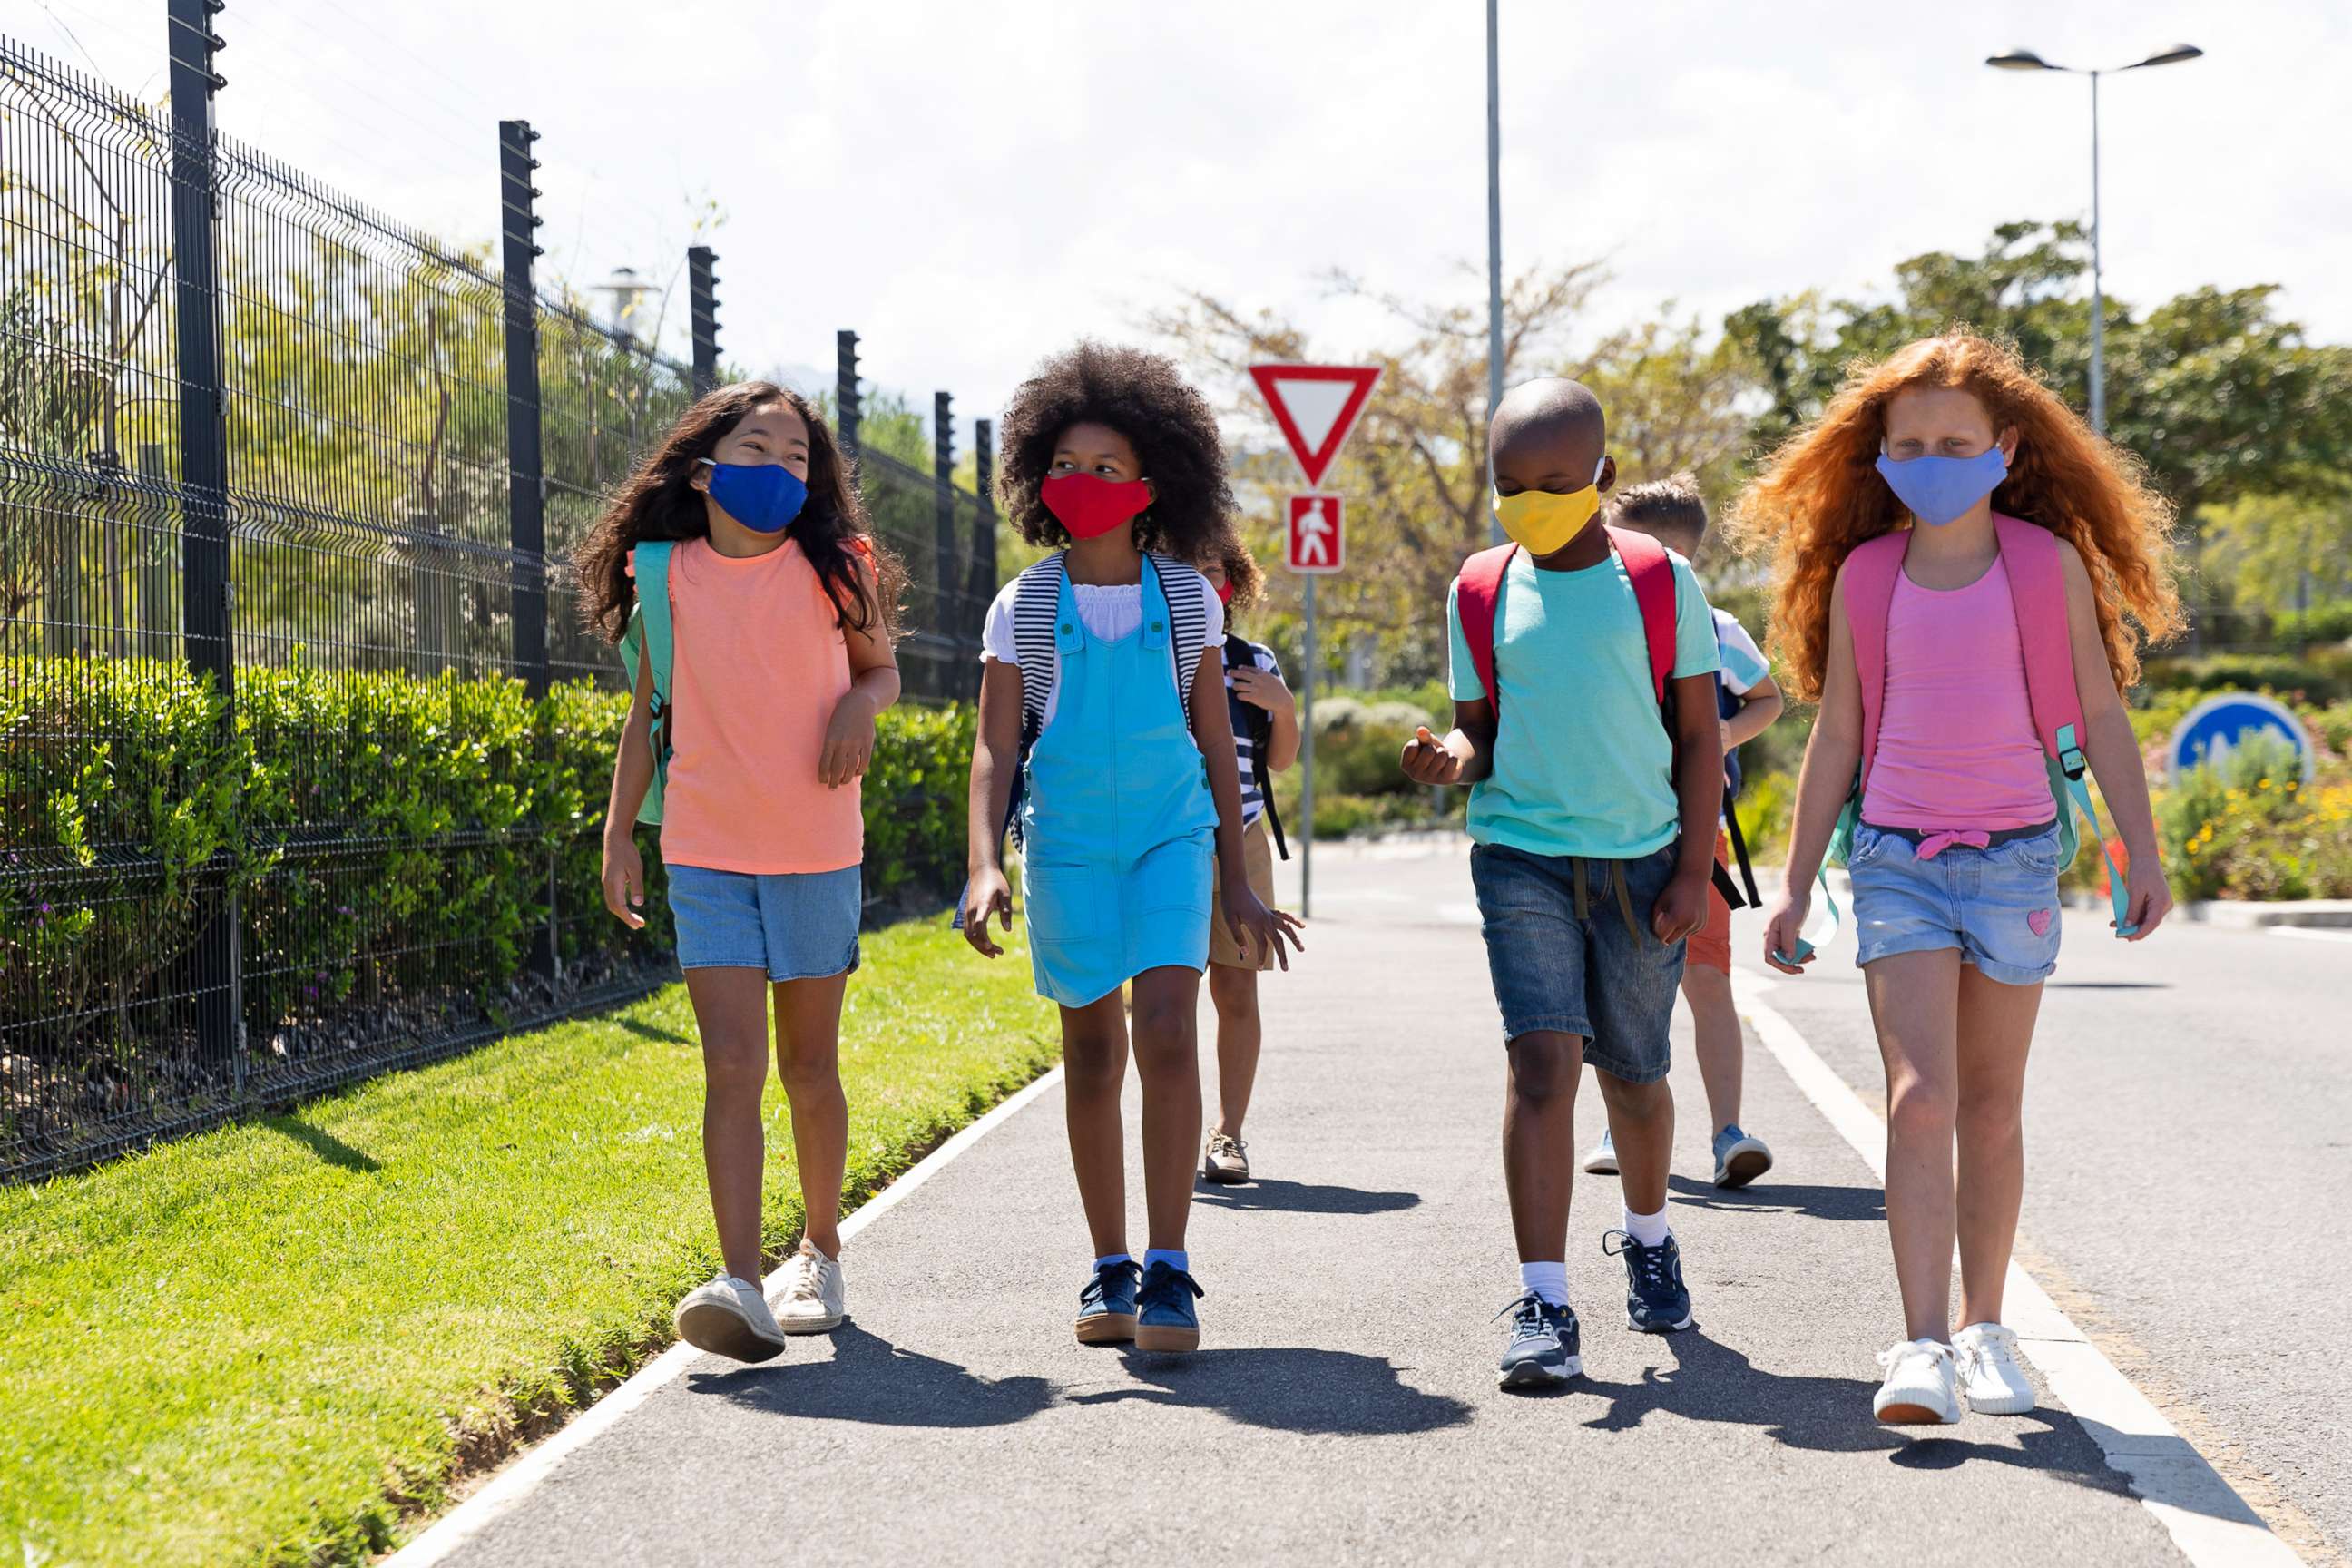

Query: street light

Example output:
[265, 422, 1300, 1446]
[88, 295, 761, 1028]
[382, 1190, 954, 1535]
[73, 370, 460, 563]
[1986, 43, 2202, 435]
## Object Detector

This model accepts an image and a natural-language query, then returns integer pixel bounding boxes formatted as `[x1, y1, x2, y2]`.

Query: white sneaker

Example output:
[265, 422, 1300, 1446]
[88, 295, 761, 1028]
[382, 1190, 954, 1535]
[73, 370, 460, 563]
[1582, 1128, 1618, 1176]
[1873, 1338, 1961, 1425]
[673, 1272, 787, 1362]
[1954, 1321, 2035, 1415]
[774, 1239, 846, 1333]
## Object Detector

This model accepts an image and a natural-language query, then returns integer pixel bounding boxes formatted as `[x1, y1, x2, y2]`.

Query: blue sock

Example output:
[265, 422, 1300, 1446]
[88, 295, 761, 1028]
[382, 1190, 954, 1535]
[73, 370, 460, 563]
[1143, 1248, 1190, 1274]
[1093, 1253, 1136, 1271]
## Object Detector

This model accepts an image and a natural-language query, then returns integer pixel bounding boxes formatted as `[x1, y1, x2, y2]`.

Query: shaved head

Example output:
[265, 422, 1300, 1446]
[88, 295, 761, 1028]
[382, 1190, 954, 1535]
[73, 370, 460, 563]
[1490, 377, 1612, 497]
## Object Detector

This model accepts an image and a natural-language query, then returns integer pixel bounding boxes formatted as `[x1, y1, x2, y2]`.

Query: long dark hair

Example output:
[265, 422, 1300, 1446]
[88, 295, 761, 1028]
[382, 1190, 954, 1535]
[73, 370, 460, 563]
[575, 380, 904, 643]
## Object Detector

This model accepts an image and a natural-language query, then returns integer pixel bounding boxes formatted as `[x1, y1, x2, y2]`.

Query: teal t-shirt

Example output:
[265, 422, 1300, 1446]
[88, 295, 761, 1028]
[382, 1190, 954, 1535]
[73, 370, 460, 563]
[1446, 547, 1719, 859]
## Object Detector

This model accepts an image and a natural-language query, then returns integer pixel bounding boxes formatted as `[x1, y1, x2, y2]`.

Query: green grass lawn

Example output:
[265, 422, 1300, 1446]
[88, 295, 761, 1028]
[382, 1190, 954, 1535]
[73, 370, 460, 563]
[0, 918, 1055, 1568]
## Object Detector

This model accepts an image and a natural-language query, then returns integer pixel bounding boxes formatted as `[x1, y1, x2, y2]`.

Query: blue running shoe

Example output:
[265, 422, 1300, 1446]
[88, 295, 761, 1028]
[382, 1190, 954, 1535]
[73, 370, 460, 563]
[1712, 1123, 1774, 1189]
[1073, 1259, 1140, 1346]
[1494, 1291, 1583, 1389]
[1134, 1260, 1203, 1352]
[1604, 1230, 1693, 1333]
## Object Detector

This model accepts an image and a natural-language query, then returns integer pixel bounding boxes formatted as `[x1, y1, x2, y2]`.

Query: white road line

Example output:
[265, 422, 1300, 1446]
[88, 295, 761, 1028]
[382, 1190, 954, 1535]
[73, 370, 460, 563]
[384, 1064, 1067, 1568]
[1732, 972, 2303, 1568]
[2269, 926, 2352, 945]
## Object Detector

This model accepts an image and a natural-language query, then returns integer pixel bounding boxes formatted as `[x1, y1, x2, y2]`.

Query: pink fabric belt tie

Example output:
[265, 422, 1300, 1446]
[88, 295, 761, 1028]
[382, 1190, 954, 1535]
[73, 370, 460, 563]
[1915, 829, 1992, 860]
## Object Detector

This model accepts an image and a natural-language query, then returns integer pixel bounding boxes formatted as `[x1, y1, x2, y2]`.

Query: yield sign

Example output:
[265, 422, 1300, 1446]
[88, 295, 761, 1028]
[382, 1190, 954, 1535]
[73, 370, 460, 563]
[1250, 363, 1382, 489]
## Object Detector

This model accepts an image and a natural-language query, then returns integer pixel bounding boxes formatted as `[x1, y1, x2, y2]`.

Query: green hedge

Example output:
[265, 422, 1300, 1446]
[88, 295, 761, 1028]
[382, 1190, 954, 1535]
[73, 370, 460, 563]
[3, 658, 975, 1167]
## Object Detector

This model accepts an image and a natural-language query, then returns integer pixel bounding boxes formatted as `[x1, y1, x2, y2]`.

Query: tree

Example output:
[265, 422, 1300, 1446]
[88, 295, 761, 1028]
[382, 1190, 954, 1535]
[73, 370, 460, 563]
[1149, 261, 1607, 685]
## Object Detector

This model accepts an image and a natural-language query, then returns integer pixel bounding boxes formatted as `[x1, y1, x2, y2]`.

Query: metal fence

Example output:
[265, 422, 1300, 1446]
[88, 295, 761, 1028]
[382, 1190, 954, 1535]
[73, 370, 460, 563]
[0, 13, 995, 1181]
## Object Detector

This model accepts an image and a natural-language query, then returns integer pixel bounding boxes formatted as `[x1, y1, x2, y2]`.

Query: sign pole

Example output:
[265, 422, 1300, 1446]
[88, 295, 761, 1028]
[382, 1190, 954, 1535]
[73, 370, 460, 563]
[1300, 573, 1316, 921]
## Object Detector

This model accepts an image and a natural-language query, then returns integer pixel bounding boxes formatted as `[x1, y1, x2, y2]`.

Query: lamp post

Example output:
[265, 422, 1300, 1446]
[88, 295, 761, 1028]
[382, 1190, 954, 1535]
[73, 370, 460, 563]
[1986, 43, 2202, 436]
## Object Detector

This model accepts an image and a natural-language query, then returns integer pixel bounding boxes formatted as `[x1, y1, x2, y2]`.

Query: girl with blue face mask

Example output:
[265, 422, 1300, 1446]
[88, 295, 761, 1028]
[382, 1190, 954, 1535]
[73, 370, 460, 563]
[1736, 331, 2183, 1426]
[577, 382, 906, 1363]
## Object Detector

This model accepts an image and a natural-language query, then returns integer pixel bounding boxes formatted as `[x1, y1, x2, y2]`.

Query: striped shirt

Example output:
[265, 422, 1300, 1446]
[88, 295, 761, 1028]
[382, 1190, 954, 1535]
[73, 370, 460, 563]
[1223, 638, 1283, 826]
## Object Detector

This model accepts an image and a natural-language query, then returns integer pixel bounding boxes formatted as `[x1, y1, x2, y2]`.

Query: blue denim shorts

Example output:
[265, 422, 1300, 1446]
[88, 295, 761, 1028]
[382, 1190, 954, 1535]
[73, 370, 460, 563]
[1468, 842, 1687, 1083]
[1848, 821, 2063, 986]
[667, 863, 861, 982]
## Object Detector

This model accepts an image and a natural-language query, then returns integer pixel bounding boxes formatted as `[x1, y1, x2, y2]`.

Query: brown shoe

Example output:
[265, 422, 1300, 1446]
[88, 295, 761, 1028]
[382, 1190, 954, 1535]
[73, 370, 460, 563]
[1201, 1130, 1250, 1184]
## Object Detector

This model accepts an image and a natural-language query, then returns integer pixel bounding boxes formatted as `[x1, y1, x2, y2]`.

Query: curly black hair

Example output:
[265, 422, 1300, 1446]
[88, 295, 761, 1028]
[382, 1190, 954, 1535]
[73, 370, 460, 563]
[996, 341, 1237, 555]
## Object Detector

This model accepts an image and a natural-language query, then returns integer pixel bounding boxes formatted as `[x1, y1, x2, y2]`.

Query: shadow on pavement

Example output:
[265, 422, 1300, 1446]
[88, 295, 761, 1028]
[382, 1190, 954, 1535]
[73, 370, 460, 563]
[1667, 1173, 1884, 1223]
[1579, 1333, 2131, 1492]
[1191, 1177, 1422, 1215]
[2044, 981, 2171, 991]
[687, 1324, 1056, 1428]
[1071, 1347, 1473, 1436]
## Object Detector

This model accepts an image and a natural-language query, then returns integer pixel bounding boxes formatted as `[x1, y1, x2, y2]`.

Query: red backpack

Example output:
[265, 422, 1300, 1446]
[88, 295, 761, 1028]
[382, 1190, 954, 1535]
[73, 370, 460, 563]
[1455, 526, 1747, 909]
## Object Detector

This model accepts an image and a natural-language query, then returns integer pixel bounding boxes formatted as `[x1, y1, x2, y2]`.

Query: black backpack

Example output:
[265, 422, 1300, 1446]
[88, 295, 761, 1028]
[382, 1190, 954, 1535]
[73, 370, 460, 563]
[1223, 633, 1289, 861]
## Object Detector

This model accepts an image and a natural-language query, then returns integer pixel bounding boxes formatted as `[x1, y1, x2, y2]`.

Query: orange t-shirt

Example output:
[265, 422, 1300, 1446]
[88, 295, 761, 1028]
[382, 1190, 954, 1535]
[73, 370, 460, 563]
[646, 536, 861, 874]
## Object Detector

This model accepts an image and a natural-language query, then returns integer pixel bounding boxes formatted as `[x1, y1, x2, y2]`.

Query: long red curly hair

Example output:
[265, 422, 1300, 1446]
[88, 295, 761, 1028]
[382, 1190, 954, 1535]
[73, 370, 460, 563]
[1730, 330, 2182, 702]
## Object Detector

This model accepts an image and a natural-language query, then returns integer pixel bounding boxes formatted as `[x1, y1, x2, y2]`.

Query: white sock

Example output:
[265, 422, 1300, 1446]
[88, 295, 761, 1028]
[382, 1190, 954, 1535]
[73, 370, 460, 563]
[1519, 1261, 1570, 1308]
[1622, 1204, 1671, 1248]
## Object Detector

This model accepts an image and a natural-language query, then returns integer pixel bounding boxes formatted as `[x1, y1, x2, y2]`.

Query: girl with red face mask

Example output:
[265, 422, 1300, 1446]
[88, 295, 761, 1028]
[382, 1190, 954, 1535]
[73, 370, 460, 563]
[962, 342, 1302, 1355]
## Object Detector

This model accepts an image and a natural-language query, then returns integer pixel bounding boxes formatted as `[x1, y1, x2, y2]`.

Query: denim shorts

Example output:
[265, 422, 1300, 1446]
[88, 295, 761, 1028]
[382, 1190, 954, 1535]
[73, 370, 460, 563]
[1848, 821, 2063, 986]
[1468, 841, 1687, 1083]
[667, 863, 861, 982]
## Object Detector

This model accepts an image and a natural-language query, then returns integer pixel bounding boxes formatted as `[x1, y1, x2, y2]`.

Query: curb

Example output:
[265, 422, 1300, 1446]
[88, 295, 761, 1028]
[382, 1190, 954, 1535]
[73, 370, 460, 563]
[2059, 891, 2352, 928]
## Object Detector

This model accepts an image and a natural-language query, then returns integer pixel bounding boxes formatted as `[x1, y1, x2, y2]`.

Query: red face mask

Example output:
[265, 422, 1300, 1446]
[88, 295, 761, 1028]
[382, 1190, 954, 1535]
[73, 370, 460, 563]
[1214, 578, 1236, 605]
[1041, 472, 1152, 540]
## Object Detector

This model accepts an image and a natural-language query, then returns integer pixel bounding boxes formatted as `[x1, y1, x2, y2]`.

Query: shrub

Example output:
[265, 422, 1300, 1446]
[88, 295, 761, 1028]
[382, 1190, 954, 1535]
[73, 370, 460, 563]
[2140, 651, 2352, 704]
[1308, 695, 1434, 797]
[2158, 730, 2352, 901]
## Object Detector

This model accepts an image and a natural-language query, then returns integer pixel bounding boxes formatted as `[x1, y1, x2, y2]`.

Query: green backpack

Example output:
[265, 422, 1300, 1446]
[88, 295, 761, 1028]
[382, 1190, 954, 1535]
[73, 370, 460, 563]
[615, 541, 677, 825]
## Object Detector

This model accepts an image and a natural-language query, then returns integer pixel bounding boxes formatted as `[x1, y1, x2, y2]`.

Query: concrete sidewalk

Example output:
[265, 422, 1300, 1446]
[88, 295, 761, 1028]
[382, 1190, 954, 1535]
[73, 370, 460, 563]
[416, 845, 2194, 1567]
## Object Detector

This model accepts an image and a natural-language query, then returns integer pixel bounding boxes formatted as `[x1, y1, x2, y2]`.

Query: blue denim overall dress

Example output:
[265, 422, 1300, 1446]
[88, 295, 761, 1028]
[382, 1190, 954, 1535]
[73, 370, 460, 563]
[1018, 556, 1218, 1007]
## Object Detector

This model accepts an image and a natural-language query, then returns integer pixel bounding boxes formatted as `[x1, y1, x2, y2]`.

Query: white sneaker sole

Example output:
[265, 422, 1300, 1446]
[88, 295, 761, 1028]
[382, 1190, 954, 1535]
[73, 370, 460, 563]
[1714, 1142, 1772, 1188]
[675, 1299, 787, 1363]
[777, 1308, 845, 1335]
[1964, 1383, 2035, 1416]
[1582, 1151, 1618, 1175]
[1875, 1397, 1961, 1425]
[1200, 1160, 1250, 1185]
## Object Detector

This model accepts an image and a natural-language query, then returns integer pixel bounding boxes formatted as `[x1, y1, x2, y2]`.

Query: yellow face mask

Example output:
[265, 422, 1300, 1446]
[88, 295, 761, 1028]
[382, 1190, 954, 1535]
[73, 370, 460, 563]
[1492, 457, 1608, 556]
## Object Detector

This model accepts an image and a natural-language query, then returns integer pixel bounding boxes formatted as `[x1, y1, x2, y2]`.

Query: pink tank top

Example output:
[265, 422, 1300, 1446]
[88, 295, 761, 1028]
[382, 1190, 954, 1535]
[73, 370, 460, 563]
[1860, 555, 2053, 834]
[652, 536, 861, 874]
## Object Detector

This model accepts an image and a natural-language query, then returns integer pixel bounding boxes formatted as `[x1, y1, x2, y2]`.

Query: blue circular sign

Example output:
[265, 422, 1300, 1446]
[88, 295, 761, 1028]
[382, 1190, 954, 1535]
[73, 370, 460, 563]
[2167, 693, 2314, 785]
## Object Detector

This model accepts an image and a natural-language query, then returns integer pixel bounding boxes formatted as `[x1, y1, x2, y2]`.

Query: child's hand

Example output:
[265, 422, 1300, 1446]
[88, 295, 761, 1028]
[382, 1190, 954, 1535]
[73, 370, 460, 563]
[1224, 883, 1305, 971]
[1650, 868, 1710, 945]
[819, 692, 877, 789]
[1230, 667, 1292, 714]
[601, 835, 646, 930]
[1400, 726, 1465, 787]
[1760, 890, 1813, 974]
[2121, 856, 2172, 940]
[962, 867, 1014, 957]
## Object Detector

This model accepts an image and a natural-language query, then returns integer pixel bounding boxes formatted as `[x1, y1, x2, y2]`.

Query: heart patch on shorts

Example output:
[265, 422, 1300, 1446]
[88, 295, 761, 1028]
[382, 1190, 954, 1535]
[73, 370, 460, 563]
[2027, 909, 2053, 937]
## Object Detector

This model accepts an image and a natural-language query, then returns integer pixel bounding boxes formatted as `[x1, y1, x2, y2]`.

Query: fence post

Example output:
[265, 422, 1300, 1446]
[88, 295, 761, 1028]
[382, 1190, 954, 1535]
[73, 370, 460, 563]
[836, 330, 861, 459]
[166, 0, 243, 1095]
[687, 245, 719, 396]
[499, 117, 558, 986]
[970, 416, 996, 651]
[933, 390, 956, 633]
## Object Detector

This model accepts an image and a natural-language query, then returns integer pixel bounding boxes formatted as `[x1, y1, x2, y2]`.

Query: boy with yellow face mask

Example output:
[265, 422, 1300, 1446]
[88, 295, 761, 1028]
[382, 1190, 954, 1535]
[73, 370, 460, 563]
[1400, 378, 1725, 1390]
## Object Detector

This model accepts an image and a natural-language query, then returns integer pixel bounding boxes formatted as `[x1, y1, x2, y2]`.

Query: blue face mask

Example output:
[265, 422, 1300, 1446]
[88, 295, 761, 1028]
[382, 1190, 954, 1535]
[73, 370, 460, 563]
[700, 458, 808, 534]
[1874, 444, 2009, 527]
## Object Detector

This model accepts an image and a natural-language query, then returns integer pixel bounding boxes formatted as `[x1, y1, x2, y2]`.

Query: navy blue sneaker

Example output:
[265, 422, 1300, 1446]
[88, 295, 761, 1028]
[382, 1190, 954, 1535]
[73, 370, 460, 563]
[1073, 1259, 1141, 1346]
[1494, 1291, 1583, 1389]
[1133, 1260, 1204, 1352]
[1604, 1230, 1693, 1333]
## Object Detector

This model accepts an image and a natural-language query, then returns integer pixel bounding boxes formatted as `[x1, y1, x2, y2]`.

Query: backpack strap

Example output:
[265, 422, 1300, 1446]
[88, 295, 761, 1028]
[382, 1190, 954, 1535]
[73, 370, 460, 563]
[1993, 514, 2137, 936]
[1148, 551, 1212, 715]
[1011, 552, 1065, 742]
[1455, 544, 1517, 709]
[1603, 524, 1674, 704]
[618, 541, 677, 827]
[1224, 632, 1290, 860]
[1840, 531, 1908, 795]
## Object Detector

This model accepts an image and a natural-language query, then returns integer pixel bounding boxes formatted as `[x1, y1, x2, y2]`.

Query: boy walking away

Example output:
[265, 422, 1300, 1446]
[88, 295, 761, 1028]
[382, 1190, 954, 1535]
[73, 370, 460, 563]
[1583, 475, 1786, 1189]
[1198, 540, 1299, 1184]
[1400, 380, 1726, 1389]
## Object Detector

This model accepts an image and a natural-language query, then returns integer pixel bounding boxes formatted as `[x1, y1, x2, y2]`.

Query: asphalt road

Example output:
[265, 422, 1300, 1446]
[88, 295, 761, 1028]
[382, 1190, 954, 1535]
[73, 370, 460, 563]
[406, 836, 2328, 1567]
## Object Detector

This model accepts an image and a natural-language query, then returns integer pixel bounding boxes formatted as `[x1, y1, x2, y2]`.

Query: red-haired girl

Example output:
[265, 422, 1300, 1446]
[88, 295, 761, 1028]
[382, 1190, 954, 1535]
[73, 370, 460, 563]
[1735, 330, 2180, 1426]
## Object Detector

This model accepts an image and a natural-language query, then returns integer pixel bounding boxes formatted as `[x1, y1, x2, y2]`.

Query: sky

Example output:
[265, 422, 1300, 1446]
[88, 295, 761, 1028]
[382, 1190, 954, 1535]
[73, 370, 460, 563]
[17, 0, 2352, 452]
